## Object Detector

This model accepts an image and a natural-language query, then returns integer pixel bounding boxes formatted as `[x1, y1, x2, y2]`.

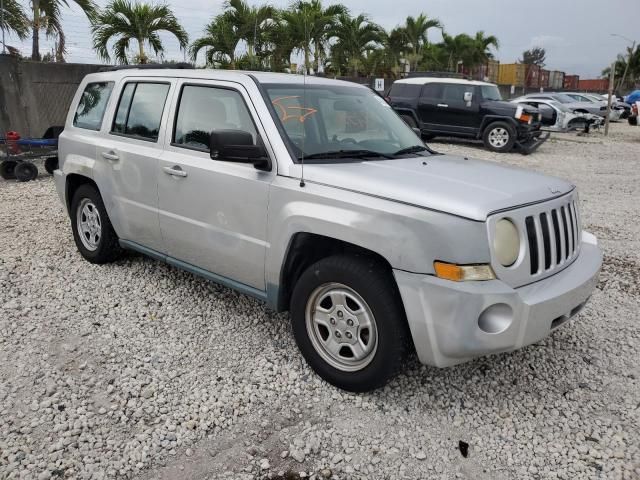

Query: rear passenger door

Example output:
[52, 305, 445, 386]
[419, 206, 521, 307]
[416, 83, 443, 129]
[94, 79, 174, 252]
[157, 79, 274, 291]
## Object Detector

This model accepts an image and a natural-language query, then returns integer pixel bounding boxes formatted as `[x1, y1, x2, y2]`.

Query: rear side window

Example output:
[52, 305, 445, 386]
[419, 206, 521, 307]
[73, 82, 114, 130]
[388, 83, 422, 98]
[111, 82, 170, 141]
[173, 85, 258, 151]
[420, 83, 443, 98]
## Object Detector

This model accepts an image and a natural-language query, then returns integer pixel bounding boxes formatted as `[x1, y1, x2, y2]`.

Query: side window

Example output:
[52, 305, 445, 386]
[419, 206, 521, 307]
[442, 84, 473, 103]
[173, 85, 258, 151]
[73, 82, 114, 130]
[420, 83, 443, 99]
[111, 82, 170, 141]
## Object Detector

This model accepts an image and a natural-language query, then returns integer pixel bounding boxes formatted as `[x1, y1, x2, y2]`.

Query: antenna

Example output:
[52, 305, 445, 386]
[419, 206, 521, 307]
[299, 6, 308, 188]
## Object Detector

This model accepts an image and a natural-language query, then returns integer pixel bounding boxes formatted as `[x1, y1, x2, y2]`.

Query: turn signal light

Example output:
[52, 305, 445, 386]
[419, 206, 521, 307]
[434, 261, 496, 282]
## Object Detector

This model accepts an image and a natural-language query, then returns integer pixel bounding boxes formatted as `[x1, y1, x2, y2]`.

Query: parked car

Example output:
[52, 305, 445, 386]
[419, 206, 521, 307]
[563, 92, 623, 121]
[515, 93, 608, 117]
[55, 68, 602, 391]
[511, 98, 603, 132]
[387, 77, 548, 153]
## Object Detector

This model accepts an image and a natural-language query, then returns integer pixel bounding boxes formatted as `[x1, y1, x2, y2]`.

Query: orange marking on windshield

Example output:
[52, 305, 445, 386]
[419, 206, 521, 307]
[271, 96, 317, 123]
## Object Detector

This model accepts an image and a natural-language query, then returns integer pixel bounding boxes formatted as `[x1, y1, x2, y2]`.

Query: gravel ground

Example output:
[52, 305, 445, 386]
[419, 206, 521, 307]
[1, 123, 639, 480]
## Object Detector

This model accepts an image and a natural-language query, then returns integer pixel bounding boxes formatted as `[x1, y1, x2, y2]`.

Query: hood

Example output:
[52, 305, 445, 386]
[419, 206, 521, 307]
[480, 100, 527, 114]
[298, 155, 573, 221]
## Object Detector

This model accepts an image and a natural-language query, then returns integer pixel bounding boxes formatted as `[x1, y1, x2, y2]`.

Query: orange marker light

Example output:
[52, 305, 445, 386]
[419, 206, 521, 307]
[434, 261, 496, 282]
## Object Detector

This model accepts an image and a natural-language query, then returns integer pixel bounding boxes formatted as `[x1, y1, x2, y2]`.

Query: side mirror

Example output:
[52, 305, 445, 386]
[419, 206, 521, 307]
[463, 91, 473, 103]
[209, 129, 270, 170]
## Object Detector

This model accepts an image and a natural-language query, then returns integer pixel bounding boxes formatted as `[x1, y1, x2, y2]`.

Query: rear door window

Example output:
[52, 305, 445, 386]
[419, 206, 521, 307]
[111, 82, 170, 141]
[73, 82, 114, 130]
[389, 83, 422, 98]
[419, 83, 443, 99]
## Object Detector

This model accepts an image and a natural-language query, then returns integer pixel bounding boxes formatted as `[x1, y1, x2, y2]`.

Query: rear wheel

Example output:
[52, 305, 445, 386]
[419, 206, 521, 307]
[70, 184, 122, 264]
[483, 121, 516, 153]
[14, 161, 38, 182]
[0, 160, 17, 180]
[290, 255, 408, 392]
[45, 157, 58, 174]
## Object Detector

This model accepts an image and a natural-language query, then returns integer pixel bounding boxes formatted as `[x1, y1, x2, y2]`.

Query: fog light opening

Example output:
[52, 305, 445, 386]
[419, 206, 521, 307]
[478, 303, 513, 334]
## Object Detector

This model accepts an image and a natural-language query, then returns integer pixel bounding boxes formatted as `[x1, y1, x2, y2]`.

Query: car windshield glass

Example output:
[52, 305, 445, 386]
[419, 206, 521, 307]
[551, 94, 576, 104]
[263, 83, 426, 161]
[481, 85, 502, 101]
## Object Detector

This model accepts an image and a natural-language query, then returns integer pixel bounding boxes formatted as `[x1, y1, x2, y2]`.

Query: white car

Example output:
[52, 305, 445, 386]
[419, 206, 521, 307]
[564, 92, 623, 121]
[511, 98, 603, 132]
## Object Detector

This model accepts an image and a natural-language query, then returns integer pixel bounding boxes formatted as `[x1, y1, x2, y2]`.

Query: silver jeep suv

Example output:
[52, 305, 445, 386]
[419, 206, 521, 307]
[55, 68, 602, 391]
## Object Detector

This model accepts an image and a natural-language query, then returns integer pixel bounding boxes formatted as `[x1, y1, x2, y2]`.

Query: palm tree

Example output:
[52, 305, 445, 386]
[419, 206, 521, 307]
[404, 13, 441, 71]
[190, 14, 240, 68]
[330, 13, 383, 76]
[222, 0, 276, 69]
[92, 0, 188, 64]
[30, 0, 96, 61]
[1, 0, 29, 43]
[473, 31, 499, 63]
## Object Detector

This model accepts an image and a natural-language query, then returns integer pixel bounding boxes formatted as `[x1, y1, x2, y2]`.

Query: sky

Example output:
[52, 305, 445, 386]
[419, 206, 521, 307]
[3, 0, 639, 78]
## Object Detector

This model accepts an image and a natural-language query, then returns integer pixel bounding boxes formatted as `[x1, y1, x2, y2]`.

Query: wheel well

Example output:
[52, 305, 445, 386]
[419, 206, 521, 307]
[65, 174, 98, 212]
[573, 109, 589, 114]
[277, 233, 393, 312]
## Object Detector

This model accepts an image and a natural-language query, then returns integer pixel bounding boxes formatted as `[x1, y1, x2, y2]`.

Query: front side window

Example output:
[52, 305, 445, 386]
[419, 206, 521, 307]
[73, 82, 114, 130]
[442, 84, 474, 103]
[173, 85, 257, 151]
[264, 84, 425, 160]
[111, 82, 170, 141]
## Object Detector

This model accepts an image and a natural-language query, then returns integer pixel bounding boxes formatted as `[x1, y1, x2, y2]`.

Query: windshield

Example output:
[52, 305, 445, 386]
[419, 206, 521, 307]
[263, 83, 425, 161]
[480, 85, 502, 101]
[551, 93, 578, 104]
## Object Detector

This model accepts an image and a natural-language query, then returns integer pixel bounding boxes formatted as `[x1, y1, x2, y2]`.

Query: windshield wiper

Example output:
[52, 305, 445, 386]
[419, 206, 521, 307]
[393, 145, 430, 156]
[300, 149, 393, 160]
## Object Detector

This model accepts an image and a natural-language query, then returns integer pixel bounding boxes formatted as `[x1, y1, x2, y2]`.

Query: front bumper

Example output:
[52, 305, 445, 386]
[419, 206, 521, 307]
[394, 231, 602, 367]
[515, 125, 549, 154]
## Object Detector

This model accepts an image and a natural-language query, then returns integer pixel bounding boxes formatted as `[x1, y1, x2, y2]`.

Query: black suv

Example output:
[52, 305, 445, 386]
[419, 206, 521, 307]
[387, 77, 548, 153]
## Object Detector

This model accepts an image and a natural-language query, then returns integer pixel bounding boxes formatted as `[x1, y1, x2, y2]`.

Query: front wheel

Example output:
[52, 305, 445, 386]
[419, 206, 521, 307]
[482, 122, 516, 153]
[290, 255, 408, 392]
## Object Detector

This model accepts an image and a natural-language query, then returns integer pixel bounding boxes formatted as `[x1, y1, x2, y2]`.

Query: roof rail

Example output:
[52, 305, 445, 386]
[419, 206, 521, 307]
[98, 62, 194, 72]
[405, 71, 471, 80]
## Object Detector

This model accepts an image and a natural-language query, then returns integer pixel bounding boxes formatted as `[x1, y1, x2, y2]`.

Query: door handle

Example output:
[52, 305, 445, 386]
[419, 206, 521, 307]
[163, 166, 188, 177]
[101, 151, 119, 161]
[437, 104, 449, 108]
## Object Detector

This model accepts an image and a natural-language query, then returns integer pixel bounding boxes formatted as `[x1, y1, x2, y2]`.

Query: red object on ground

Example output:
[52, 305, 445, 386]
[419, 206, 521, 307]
[6, 131, 21, 154]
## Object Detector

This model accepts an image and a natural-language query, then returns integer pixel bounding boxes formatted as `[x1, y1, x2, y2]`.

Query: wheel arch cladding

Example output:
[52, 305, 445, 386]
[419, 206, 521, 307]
[66, 174, 99, 214]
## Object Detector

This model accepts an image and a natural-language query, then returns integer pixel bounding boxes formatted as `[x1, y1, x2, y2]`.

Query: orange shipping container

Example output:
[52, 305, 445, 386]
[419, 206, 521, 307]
[578, 79, 609, 92]
[525, 64, 541, 88]
[498, 63, 526, 87]
[564, 75, 579, 90]
[540, 69, 550, 88]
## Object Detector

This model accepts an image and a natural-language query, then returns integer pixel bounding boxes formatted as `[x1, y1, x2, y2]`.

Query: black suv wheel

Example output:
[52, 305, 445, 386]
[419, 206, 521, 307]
[483, 122, 516, 153]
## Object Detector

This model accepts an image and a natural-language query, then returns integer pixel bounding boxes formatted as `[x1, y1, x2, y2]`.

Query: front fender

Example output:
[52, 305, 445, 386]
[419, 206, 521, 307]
[265, 176, 490, 305]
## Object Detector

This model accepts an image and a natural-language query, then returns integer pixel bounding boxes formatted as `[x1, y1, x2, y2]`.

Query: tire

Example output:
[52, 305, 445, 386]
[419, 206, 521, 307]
[70, 184, 122, 264]
[14, 162, 38, 182]
[482, 121, 516, 153]
[290, 255, 408, 392]
[0, 160, 17, 180]
[45, 157, 58, 175]
[400, 114, 418, 128]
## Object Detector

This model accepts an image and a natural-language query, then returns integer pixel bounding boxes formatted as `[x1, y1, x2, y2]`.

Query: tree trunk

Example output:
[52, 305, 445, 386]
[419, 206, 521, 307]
[304, 46, 310, 74]
[138, 40, 145, 64]
[31, 0, 40, 61]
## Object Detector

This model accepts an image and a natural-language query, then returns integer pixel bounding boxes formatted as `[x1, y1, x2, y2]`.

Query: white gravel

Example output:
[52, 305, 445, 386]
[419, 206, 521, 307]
[1, 123, 639, 480]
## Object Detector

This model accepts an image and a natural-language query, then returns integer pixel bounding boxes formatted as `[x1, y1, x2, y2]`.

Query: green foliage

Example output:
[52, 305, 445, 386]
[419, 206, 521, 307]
[91, 0, 188, 64]
[1, 0, 29, 40]
[520, 47, 546, 67]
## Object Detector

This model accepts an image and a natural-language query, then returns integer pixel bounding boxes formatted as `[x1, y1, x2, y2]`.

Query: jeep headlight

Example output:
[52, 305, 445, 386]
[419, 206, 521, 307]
[494, 219, 520, 266]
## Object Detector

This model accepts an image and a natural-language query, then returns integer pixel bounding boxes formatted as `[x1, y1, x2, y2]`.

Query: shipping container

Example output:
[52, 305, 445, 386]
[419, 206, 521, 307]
[564, 75, 579, 90]
[468, 60, 500, 84]
[549, 71, 565, 90]
[578, 78, 609, 92]
[540, 69, 550, 89]
[486, 60, 499, 84]
[498, 63, 526, 86]
[525, 64, 541, 89]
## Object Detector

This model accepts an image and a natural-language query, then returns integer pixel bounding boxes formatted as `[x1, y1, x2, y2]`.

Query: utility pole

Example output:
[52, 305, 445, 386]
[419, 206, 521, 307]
[1, 0, 6, 55]
[605, 61, 615, 137]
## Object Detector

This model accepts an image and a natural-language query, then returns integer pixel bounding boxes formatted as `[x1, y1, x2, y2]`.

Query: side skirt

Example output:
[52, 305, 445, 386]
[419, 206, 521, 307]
[119, 239, 269, 303]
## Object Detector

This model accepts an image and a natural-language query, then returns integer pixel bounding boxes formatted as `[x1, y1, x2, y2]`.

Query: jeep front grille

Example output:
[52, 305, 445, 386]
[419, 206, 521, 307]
[487, 190, 582, 288]
[524, 199, 580, 275]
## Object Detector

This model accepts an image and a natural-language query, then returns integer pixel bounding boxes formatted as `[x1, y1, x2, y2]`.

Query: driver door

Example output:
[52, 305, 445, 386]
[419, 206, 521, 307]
[157, 80, 274, 290]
